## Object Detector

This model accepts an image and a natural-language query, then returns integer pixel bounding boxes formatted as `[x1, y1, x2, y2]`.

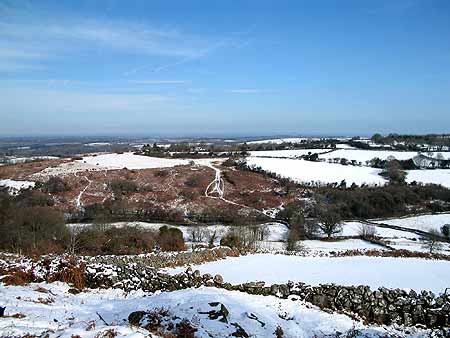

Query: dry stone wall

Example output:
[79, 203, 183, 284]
[85, 263, 450, 329]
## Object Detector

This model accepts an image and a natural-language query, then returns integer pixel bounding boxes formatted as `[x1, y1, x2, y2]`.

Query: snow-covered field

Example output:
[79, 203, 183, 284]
[167, 254, 450, 293]
[84, 142, 111, 147]
[341, 221, 420, 239]
[301, 239, 383, 252]
[0, 282, 425, 338]
[246, 157, 385, 186]
[340, 220, 450, 254]
[373, 213, 450, 233]
[247, 137, 320, 144]
[406, 169, 450, 187]
[246, 156, 450, 187]
[250, 148, 450, 162]
[0, 179, 35, 193]
[249, 149, 330, 158]
[318, 149, 425, 162]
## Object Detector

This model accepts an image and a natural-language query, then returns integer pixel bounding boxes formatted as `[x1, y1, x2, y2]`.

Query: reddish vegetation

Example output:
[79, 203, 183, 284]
[0, 160, 304, 222]
[0, 159, 67, 180]
[0, 266, 36, 286]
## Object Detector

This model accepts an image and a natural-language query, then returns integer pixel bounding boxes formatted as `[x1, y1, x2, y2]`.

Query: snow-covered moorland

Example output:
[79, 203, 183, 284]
[0, 282, 433, 338]
[79, 152, 190, 170]
[0, 179, 35, 194]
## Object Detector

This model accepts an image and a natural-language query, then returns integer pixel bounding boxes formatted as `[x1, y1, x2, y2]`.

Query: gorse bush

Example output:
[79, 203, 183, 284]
[158, 225, 185, 251]
[76, 225, 158, 255]
[41, 176, 71, 193]
[109, 179, 139, 194]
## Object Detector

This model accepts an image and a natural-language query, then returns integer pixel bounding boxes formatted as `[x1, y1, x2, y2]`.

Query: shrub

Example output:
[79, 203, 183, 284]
[380, 160, 406, 185]
[0, 267, 36, 286]
[220, 231, 242, 249]
[14, 190, 55, 207]
[47, 257, 86, 289]
[77, 225, 157, 255]
[286, 226, 301, 251]
[109, 179, 138, 194]
[358, 224, 377, 239]
[184, 174, 201, 188]
[422, 229, 444, 254]
[154, 169, 169, 177]
[441, 224, 450, 238]
[42, 176, 71, 193]
[158, 226, 185, 251]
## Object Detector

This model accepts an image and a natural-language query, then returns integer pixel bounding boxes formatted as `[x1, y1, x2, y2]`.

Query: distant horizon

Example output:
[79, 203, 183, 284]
[0, 132, 450, 141]
[0, 132, 379, 141]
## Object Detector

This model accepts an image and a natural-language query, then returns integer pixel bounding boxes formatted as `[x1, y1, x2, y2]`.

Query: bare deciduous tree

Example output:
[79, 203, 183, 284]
[358, 224, 377, 239]
[317, 208, 342, 238]
[67, 225, 82, 255]
[422, 229, 443, 254]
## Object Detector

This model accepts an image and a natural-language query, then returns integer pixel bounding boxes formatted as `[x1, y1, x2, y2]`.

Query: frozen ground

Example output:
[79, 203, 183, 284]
[0, 282, 430, 338]
[0, 179, 35, 194]
[167, 254, 450, 293]
[246, 157, 386, 186]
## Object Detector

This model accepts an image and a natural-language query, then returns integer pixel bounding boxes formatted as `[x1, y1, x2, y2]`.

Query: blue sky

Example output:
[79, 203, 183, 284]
[1, 0, 450, 137]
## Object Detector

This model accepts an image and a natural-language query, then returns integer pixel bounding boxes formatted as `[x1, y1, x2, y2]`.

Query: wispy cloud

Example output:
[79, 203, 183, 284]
[226, 89, 276, 94]
[123, 38, 244, 75]
[129, 80, 190, 85]
[0, 16, 235, 74]
[0, 20, 208, 58]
